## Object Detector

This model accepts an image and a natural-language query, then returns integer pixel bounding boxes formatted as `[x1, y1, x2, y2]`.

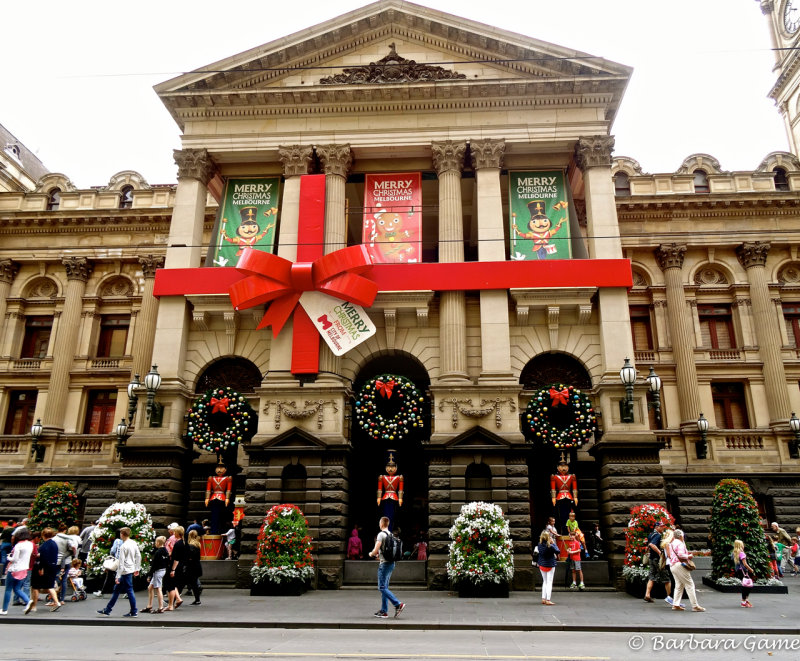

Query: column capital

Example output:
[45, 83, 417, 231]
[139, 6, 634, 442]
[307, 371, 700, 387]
[316, 144, 353, 178]
[0, 259, 19, 285]
[759, 0, 774, 15]
[173, 148, 217, 184]
[278, 145, 315, 177]
[655, 243, 687, 271]
[432, 140, 467, 176]
[138, 254, 165, 279]
[736, 241, 771, 269]
[574, 135, 615, 171]
[469, 138, 505, 170]
[62, 257, 93, 282]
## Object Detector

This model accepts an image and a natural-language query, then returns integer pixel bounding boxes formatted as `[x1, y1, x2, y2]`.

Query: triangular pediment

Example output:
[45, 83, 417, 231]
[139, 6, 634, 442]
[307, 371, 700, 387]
[445, 425, 513, 449]
[260, 427, 327, 451]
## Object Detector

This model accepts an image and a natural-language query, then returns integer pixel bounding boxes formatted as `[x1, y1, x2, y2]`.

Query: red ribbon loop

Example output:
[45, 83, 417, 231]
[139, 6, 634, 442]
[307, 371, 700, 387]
[375, 379, 396, 399]
[210, 396, 230, 414]
[228, 245, 378, 336]
[549, 387, 569, 407]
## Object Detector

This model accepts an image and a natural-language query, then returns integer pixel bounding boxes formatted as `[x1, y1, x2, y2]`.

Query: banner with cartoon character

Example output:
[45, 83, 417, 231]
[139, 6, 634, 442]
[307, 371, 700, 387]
[508, 170, 571, 261]
[206, 177, 281, 267]
[363, 172, 422, 264]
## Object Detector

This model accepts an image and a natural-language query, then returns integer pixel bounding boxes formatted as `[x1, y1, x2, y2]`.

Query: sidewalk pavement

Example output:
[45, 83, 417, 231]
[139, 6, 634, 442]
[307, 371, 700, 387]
[1, 582, 798, 633]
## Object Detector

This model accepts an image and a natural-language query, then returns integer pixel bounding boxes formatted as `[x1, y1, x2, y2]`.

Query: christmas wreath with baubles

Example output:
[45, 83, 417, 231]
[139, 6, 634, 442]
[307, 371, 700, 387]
[355, 374, 425, 442]
[186, 386, 253, 454]
[525, 383, 596, 449]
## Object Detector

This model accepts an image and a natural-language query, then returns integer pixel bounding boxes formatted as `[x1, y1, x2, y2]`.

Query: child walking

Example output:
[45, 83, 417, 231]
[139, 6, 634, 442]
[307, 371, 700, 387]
[141, 536, 169, 614]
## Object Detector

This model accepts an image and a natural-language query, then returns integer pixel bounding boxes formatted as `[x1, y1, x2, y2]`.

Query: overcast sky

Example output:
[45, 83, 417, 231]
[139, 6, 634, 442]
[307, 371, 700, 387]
[1, 0, 789, 188]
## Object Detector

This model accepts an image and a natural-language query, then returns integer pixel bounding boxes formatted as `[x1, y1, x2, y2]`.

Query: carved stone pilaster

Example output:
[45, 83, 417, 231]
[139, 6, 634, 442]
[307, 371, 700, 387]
[431, 140, 467, 176]
[384, 309, 397, 348]
[173, 148, 217, 184]
[62, 257, 92, 282]
[0, 260, 19, 285]
[469, 138, 505, 170]
[138, 255, 165, 279]
[574, 135, 615, 171]
[316, 144, 353, 179]
[655, 243, 687, 271]
[736, 241, 771, 269]
[278, 145, 314, 177]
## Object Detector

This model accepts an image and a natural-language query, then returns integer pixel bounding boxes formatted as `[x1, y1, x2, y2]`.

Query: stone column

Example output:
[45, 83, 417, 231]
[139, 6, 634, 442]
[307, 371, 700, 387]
[44, 257, 92, 430]
[129, 255, 164, 384]
[0, 260, 19, 346]
[656, 244, 701, 425]
[432, 141, 469, 381]
[736, 241, 791, 424]
[471, 138, 513, 380]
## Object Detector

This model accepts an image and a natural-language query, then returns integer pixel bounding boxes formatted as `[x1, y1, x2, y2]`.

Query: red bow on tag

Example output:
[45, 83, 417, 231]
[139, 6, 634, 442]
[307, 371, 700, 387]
[549, 387, 569, 406]
[210, 396, 230, 414]
[228, 245, 378, 336]
[375, 379, 396, 399]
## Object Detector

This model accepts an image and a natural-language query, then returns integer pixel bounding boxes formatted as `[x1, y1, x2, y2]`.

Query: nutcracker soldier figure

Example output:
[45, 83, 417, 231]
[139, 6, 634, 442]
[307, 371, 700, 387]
[377, 451, 403, 530]
[550, 460, 578, 535]
[205, 461, 232, 535]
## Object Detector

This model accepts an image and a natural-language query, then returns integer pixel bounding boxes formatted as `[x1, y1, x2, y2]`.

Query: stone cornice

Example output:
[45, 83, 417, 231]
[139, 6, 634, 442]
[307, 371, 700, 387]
[616, 195, 800, 220]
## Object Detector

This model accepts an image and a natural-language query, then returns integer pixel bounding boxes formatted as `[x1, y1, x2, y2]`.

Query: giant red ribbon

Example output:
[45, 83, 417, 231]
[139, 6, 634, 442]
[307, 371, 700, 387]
[209, 396, 230, 414]
[549, 387, 569, 406]
[375, 379, 396, 399]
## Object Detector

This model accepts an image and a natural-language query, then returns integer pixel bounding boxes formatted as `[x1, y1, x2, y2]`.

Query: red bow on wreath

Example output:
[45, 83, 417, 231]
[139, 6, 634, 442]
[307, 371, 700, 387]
[210, 396, 230, 414]
[375, 379, 396, 399]
[549, 387, 569, 406]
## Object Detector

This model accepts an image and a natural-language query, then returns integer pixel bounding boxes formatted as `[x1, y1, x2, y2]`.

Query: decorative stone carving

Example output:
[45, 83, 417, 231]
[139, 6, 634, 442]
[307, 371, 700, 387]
[99, 277, 134, 298]
[0, 259, 19, 285]
[173, 148, 217, 184]
[736, 241, 771, 269]
[693, 267, 729, 286]
[431, 140, 467, 175]
[470, 139, 505, 170]
[778, 263, 800, 284]
[138, 255, 165, 279]
[263, 400, 339, 430]
[278, 145, 315, 177]
[62, 257, 92, 282]
[319, 43, 466, 85]
[574, 136, 615, 170]
[316, 144, 353, 179]
[655, 243, 687, 271]
[758, 0, 774, 15]
[438, 397, 516, 429]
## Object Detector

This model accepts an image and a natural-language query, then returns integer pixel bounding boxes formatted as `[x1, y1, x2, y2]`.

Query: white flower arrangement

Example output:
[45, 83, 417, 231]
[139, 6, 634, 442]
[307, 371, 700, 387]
[446, 501, 514, 586]
[86, 501, 156, 577]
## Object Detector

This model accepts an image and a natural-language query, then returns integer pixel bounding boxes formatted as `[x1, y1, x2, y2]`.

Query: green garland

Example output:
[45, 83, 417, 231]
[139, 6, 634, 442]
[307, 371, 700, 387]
[355, 374, 425, 442]
[187, 386, 253, 454]
[525, 383, 596, 449]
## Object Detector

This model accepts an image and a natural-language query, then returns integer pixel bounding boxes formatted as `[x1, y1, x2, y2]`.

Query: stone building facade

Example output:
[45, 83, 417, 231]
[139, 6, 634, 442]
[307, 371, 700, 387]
[1, 0, 799, 589]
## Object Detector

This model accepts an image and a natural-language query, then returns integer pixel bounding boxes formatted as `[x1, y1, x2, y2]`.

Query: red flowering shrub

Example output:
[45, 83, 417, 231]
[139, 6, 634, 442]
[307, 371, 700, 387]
[251, 504, 314, 585]
[27, 481, 80, 532]
[622, 503, 674, 582]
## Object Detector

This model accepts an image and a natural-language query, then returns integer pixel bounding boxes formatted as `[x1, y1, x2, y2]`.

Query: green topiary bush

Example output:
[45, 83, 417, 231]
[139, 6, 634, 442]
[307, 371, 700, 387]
[27, 481, 80, 531]
[710, 479, 770, 581]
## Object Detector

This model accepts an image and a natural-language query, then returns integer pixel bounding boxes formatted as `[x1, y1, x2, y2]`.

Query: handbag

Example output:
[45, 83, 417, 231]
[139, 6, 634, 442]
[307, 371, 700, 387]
[102, 556, 119, 572]
[742, 575, 754, 588]
[681, 559, 696, 571]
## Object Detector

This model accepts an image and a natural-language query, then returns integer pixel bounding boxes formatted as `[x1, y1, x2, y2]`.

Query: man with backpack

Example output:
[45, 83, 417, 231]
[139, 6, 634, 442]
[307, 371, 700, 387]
[367, 516, 406, 619]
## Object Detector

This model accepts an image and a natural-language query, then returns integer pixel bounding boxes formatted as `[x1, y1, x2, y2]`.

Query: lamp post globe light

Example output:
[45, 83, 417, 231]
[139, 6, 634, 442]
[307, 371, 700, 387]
[30, 418, 44, 462]
[696, 412, 709, 460]
[144, 365, 163, 427]
[115, 418, 129, 457]
[645, 366, 662, 427]
[619, 357, 637, 423]
[126, 373, 141, 425]
[789, 412, 800, 459]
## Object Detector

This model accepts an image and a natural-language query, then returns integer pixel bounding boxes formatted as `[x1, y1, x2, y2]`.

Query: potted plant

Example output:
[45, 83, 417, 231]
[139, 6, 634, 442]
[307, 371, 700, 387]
[622, 503, 674, 598]
[447, 501, 514, 597]
[85, 502, 156, 585]
[250, 504, 314, 596]
[27, 481, 80, 531]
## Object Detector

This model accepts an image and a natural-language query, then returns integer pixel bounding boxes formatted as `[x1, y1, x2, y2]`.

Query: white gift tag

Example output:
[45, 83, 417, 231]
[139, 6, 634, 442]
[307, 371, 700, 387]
[299, 291, 376, 356]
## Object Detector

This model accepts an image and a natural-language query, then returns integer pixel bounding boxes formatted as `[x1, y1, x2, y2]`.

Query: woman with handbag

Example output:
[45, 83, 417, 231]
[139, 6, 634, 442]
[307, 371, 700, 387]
[733, 539, 754, 608]
[94, 535, 123, 597]
[666, 529, 705, 612]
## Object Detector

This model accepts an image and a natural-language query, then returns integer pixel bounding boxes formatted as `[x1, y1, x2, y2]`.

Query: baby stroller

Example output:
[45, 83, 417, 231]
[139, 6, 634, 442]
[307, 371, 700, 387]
[68, 575, 87, 601]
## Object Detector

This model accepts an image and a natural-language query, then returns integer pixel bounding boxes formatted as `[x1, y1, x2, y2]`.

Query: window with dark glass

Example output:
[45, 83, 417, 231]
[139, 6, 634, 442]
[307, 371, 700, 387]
[46, 188, 61, 211]
[281, 463, 307, 503]
[465, 462, 492, 502]
[630, 306, 653, 350]
[119, 185, 134, 209]
[773, 167, 790, 192]
[96, 315, 129, 357]
[693, 170, 709, 193]
[83, 390, 117, 434]
[783, 303, 800, 347]
[21, 316, 52, 358]
[711, 382, 750, 429]
[4, 390, 38, 435]
[614, 172, 631, 196]
[698, 304, 735, 349]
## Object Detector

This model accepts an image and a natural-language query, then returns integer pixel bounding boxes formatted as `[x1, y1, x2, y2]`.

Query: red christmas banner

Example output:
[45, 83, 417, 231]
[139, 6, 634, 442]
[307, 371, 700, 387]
[363, 172, 422, 264]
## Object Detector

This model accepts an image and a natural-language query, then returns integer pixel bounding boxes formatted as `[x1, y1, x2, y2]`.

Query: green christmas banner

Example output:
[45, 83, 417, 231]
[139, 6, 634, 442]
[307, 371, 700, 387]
[508, 170, 571, 260]
[206, 177, 281, 267]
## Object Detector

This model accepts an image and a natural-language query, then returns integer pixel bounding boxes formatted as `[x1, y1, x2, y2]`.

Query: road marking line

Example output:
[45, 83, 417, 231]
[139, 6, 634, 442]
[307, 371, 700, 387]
[174, 652, 610, 660]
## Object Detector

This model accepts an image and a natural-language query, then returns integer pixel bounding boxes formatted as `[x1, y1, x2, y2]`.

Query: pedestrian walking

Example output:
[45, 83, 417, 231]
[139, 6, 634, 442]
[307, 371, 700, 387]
[771, 522, 792, 575]
[185, 530, 203, 605]
[536, 529, 559, 606]
[93, 534, 123, 597]
[141, 536, 169, 613]
[0, 529, 34, 615]
[643, 520, 673, 604]
[96, 527, 141, 617]
[733, 539, 754, 608]
[367, 516, 405, 619]
[666, 529, 705, 612]
[163, 526, 186, 611]
[31, 528, 62, 612]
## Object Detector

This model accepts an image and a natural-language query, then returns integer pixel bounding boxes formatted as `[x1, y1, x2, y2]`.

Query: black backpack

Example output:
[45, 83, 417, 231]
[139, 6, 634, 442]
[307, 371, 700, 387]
[380, 530, 403, 562]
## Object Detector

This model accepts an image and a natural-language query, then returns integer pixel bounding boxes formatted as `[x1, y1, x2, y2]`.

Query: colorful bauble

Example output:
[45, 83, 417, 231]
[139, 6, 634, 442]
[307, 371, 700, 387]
[525, 383, 596, 449]
[355, 373, 425, 442]
[187, 386, 253, 454]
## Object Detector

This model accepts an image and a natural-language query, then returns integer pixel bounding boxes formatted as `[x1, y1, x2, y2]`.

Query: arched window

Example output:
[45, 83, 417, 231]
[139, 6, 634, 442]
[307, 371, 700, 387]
[613, 172, 631, 196]
[692, 170, 709, 193]
[465, 462, 492, 502]
[119, 185, 134, 209]
[281, 463, 307, 504]
[46, 188, 61, 211]
[773, 167, 790, 191]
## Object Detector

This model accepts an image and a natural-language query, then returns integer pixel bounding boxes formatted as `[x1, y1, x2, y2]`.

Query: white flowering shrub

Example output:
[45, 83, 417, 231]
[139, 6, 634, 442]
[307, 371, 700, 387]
[447, 501, 514, 586]
[86, 502, 156, 577]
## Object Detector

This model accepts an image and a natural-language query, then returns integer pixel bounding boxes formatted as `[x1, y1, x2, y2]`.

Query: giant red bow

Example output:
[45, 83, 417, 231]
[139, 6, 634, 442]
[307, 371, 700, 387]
[549, 387, 569, 406]
[375, 379, 396, 399]
[229, 245, 378, 336]
[210, 396, 230, 414]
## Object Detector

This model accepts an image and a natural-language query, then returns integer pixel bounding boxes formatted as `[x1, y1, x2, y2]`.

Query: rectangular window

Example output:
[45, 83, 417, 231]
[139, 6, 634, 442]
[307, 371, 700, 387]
[83, 390, 117, 434]
[630, 306, 653, 350]
[699, 304, 735, 349]
[21, 316, 52, 358]
[96, 315, 129, 357]
[783, 303, 800, 347]
[4, 390, 37, 435]
[711, 382, 749, 429]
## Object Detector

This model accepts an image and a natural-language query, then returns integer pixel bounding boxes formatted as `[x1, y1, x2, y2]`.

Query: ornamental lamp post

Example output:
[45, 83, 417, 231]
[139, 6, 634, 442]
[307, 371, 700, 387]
[696, 413, 709, 460]
[646, 366, 663, 427]
[115, 418, 129, 457]
[143, 365, 163, 428]
[619, 357, 637, 423]
[789, 412, 800, 459]
[30, 418, 44, 462]
[126, 373, 141, 426]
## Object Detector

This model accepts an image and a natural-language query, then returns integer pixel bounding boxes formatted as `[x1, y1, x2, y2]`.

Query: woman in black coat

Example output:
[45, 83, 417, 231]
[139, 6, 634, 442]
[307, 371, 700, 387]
[184, 530, 203, 605]
[31, 528, 62, 611]
[163, 526, 186, 611]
